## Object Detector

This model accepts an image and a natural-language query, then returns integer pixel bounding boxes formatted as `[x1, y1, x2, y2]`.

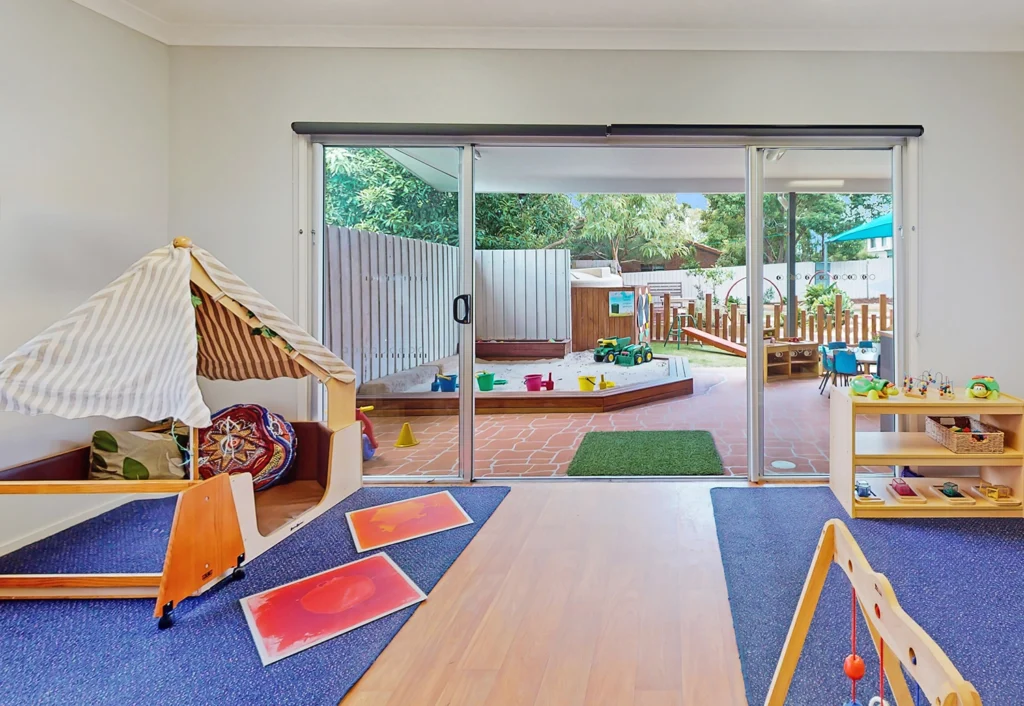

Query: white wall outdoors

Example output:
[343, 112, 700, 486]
[168, 49, 1024, 415]
[0, 0, 169, 550]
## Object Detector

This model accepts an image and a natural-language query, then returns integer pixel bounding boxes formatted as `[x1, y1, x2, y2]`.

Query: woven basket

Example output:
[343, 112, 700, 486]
[925, 416, 1004, 454]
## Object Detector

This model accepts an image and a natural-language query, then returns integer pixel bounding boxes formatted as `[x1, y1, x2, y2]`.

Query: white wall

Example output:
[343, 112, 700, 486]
[0, 0, 169, 549]
[169, 48, 1024, 411]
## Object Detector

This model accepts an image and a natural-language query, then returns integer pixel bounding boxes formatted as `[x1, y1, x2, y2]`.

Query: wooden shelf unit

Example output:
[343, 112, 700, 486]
[765, 342, 820, 379]
[830, 390, 1024, 518]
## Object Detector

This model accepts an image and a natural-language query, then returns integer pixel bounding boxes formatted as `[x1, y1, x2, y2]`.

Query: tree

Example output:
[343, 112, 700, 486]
[574, 194, 692, 270]
[699, 192, 887, 266]
[324, 148, 458, 244]
[324, 148, 579, 249]
[475, 193, 580, 250]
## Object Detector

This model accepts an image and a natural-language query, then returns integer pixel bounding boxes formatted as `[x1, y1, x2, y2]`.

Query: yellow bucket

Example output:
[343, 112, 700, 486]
[578, 375, 596, 392]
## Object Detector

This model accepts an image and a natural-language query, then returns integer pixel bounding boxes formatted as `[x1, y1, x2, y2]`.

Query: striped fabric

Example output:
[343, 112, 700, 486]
[193, 286, 308, 381]
[0, 246, 212, 428]
[191, 247, 355, 384]
[0, 242, 356, 430]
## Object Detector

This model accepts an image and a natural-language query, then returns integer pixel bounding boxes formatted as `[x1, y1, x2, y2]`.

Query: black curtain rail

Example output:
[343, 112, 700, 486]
[291, 122, 924, 139]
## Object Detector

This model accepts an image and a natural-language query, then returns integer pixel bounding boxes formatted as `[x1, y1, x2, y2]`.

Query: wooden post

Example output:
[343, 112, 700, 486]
[880, 293, 889, 331]
[729, 303, 738, 343]
[808, 313, 815, 343]
[871, 314, 878, 339]
[799, 310, 806, 341]
[649, 297, 656, 342]
[704, 293, 713, 332]
[739, 313, 746, 344]
[852, 314, 860, 343]
[844, 314, 852, 343]
[697, 312, 704, 331]
[774, 304, 783, 339]
[670, 306, 679, 344]
[687, 301, 696, 344]
[833, 294, 843, 342]
[816, 305, 825, 345]
[662, 293, 672, 341]
[860, 303, 869, 342]
[825, 315, 833, 343]
[714, 309, 721, 338]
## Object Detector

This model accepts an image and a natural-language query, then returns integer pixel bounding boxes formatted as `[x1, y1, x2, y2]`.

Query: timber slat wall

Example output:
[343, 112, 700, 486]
[326, 226, 459, 388]
[475, 249, 571, 341]
[571, 287, 644, 352]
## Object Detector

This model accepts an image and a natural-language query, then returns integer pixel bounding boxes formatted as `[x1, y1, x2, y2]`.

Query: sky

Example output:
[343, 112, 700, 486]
[677, 193, 708, 209]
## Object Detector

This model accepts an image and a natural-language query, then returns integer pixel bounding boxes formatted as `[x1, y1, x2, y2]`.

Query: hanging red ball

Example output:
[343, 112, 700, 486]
[844, 654, 866, 681]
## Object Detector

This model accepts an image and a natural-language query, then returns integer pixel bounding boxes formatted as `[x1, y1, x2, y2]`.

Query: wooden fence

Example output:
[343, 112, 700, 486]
[570, 287, 645, 352]
[327, 228, 574, 387]
[475, 249, 571, 341]
[648, 293, 892, 347]
[325, 226, 460, 388]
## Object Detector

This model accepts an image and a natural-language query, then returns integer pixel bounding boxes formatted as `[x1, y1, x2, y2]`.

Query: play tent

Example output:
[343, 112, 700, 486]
[0, 238, 363, 624]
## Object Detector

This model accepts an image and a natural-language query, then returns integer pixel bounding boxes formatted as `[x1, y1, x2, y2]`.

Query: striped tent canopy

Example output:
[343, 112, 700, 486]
[0, 239, 355, 429]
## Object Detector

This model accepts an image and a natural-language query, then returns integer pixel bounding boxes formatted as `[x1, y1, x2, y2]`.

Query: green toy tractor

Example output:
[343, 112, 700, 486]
[615, 341, 654, 367]
[594, 337, 631, 363]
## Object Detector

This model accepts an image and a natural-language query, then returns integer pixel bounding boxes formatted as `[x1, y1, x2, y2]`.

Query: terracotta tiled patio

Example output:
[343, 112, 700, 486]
[364, 367, 882, 478]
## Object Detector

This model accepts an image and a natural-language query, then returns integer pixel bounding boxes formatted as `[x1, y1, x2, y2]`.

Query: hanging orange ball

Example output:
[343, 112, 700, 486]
[844, 654, 866, 681]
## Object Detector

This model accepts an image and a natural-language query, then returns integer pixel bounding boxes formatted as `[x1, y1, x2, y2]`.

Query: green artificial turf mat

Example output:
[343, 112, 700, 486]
[566, 430, 724, 477]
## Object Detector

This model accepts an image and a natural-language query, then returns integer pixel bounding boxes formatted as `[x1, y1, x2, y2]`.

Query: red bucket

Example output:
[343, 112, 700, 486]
[524, 374, 543, 392]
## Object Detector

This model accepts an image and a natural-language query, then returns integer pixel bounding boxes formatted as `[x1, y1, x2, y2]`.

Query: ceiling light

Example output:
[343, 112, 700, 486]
[786, 179, 845, 188]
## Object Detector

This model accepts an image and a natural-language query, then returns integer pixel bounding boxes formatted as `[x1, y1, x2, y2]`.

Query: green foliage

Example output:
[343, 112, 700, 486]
[325, 148, 578, 249]
[803, 282, 850, 314]
[92, 431, 118, 454]
[575, 194, 692, 268]
[475, 193, 580, 250]
[699, 193, 889, 266]
[690, 266, 728, 306]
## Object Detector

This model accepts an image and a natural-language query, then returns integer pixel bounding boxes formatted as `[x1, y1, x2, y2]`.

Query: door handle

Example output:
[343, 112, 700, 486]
[453, 294, 472, 325]
[746, 296, 751, 324]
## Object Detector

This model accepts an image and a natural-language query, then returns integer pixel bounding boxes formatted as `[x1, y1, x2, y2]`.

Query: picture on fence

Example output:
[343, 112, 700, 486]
[609, 290, 635, 317]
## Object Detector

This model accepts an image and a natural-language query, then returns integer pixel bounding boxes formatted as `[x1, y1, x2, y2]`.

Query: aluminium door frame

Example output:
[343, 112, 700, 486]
[302, 131, 918, 484]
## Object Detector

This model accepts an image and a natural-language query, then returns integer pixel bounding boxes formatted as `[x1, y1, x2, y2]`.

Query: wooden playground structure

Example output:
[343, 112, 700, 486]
[766, 519, 981, 706]
[650, 292, 892, 352]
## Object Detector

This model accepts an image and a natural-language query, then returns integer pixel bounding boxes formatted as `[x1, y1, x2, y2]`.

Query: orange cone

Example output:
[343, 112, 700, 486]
[394, 422, 419, 448]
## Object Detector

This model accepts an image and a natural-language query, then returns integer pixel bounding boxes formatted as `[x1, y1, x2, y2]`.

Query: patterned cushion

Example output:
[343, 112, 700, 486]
[90, 430, 188, 481]
[198, 404, 297, 491]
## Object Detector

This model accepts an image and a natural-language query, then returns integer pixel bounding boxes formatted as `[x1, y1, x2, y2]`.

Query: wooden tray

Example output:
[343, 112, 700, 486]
[928, 485, 976, 505]
[969, 485, 1023, 507]
[885, 483, 927, 504]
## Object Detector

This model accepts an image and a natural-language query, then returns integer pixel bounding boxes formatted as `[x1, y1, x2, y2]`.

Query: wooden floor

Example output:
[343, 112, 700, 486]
[343, 482, 749, 706]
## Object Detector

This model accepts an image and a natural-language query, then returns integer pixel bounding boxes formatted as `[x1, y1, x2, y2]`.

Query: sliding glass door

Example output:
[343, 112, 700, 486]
[749, 146, 902, 481]
[317, 144, 475, 482]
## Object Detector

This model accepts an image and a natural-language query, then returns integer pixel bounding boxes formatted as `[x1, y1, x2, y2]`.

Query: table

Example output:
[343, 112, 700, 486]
[825, 346, 879, 374]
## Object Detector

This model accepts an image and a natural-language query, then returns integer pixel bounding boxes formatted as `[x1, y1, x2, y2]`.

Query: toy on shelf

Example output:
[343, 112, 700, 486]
[886, 477, 926, 504]
[966, 375, 1000, 400]
[356, 406, 378, 461]
[853, 479, 882, 503]
[902, 372, 931, 398]
[977, 480, 1013, 500]
[849, 375, 898, 400]
[765, 520, 981, 706]
[931, 482, 976, 505]
[524, 373, 555, 392]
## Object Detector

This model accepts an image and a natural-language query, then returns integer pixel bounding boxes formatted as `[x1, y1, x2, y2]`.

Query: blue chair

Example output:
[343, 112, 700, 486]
[818, 345, 834, 394]
[833, 349, 859, 386]
[857, 340, 874, 349]
[827, 341, 848, 350]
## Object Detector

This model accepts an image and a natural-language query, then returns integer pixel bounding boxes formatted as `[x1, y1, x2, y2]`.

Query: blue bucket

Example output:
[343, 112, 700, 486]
[437, 374, 458, 392]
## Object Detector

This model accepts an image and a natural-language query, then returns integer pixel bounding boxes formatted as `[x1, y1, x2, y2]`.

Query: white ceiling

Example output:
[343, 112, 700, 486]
[74, 0, 1024, 50]
[382, 147, 893, 194]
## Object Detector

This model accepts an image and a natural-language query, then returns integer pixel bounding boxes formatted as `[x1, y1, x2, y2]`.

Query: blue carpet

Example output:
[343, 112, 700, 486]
[0, 485, 509, 706]
[711, 487, 1024, 706]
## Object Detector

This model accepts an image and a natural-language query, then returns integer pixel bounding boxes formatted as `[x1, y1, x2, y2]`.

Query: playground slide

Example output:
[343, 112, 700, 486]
[679, 327, 747, 358]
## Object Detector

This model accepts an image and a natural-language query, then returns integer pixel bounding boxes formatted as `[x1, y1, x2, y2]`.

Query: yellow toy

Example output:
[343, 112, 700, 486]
[966, 376, 1000, 400]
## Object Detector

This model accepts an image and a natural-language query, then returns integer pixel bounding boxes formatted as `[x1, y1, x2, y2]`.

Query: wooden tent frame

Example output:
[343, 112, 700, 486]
[0, 238, 362, 627]
[765, 520, 982, 706]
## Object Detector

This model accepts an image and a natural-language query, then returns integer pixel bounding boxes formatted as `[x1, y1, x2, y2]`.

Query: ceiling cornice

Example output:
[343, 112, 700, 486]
[72, 2, 1024, 52]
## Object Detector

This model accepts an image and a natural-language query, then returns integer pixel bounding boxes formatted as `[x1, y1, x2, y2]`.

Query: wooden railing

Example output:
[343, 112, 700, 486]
[649, 293, 891, 347]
